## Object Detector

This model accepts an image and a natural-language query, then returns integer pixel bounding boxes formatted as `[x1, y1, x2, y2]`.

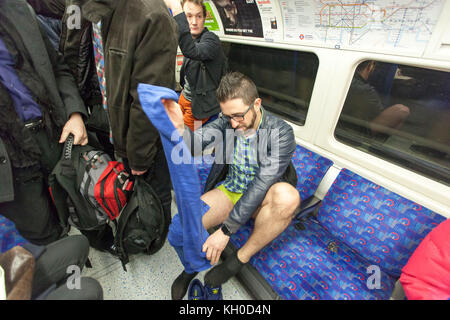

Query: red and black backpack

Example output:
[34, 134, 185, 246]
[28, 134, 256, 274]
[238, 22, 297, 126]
[80, 150, 132, 220]
[49, 134, 166, 270]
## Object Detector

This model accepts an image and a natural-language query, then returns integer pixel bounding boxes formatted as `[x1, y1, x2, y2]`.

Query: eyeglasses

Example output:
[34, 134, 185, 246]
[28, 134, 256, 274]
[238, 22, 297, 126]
[220, 103, 254, 122]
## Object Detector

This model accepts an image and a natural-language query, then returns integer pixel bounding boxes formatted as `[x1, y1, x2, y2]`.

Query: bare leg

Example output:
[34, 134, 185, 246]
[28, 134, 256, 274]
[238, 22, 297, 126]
[237, 182, 301, 263]
[370, 104, 410, 134]
[204, 182, 300, 287]
[201, 188, 234, 230]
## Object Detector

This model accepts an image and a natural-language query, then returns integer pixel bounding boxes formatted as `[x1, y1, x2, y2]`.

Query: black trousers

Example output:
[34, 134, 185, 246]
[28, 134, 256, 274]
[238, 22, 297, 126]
[0, 128, 62, 245]
[31, 235, 103, 300]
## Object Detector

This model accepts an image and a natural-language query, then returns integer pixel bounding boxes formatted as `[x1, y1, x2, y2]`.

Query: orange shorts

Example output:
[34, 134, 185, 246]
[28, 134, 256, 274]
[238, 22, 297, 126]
[178, 92, 209, 131]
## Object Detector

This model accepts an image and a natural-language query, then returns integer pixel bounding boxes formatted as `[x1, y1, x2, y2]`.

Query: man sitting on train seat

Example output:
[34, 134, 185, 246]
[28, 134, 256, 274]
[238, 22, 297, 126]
[341, 60, 410, 139]
[0, 0, 88, 245]
[163, 72, 300, 299]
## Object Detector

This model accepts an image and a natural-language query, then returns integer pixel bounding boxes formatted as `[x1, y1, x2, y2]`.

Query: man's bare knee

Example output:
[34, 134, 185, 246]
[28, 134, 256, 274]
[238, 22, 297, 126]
[392, 104, 410, 120]
[267, 183, 300, 219]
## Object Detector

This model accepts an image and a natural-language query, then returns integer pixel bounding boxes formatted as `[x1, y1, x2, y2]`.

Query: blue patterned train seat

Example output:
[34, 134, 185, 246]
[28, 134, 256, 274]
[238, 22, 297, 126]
[318, 169, 446, 279]
[0, 215, 28, 253]
[228, 145, 333, 262]
[290, 145, 334, 202]
[231, 169, 446, 299]
[234, 218, 398, 299]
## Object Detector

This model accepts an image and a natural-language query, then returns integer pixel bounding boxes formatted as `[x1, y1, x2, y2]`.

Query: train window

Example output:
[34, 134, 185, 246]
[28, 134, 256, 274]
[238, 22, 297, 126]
[335, 61, 450, 186]
[221, 42, 319, 125]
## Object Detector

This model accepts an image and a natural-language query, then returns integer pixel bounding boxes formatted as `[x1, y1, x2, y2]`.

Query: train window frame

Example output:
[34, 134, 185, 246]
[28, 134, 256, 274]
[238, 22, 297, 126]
[221, 41, 319, 126]
[334, 60, 450, 186]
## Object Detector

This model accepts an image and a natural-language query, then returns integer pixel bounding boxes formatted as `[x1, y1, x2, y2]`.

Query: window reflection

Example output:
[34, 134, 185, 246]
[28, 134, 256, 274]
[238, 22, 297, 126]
[222, 42, 319, 125]
[336, 61, 450, 185]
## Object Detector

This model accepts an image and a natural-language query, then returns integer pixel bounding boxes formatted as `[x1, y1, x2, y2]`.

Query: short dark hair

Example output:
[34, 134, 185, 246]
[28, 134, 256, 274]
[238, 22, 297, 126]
[182, 0, 207, 18]
[216, 72, 259, 105]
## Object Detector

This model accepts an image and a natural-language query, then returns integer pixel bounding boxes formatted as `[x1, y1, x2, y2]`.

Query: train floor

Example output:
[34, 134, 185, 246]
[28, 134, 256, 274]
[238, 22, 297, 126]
[72, 199, 253, 300]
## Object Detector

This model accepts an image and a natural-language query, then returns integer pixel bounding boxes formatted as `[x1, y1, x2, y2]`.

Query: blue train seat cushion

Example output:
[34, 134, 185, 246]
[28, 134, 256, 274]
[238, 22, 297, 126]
[318, 169, 446, 278]
[251, 169, 445, 300]
[239, 217, 397, 300]
[291, 145, 333, 201]
[0, 215, 28, 253]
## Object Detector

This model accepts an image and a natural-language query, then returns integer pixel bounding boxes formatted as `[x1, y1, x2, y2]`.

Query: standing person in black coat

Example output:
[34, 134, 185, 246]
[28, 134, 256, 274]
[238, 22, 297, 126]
[165, 0, 227, 131]
[26, 0, 114, 158]
[0, 0, 88, 245]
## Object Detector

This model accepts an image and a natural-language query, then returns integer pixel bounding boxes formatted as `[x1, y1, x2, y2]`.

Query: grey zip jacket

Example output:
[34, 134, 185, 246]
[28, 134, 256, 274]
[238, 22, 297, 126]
[182, 106, 297, 234]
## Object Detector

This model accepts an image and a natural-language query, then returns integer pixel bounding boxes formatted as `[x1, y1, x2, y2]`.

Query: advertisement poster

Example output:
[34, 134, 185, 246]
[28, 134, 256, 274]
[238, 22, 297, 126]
[255, 0, 283, 41]
[280, 0, 315, 43]
[211, 0, 264, 38]
[204, 2, 220, 32]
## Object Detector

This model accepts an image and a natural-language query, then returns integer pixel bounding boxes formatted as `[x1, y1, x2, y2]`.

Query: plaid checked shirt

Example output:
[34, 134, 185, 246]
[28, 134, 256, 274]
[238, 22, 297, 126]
[222, 134, 259, 193]
[222, 110, 264, 193]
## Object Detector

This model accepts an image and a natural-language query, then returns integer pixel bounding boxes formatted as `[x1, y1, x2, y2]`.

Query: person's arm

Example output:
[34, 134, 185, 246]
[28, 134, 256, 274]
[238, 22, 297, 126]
[162, 99, 227, 157]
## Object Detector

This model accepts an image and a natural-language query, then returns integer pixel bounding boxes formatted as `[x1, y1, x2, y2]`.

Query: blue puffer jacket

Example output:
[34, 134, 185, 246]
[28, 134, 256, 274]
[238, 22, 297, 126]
[183, 106, 298, 234]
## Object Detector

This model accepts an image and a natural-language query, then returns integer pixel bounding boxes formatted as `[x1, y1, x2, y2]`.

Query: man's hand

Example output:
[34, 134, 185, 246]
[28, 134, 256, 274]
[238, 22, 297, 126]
[161, 98, 185, 134]
[59, 112, 88, 145]
[202, 228, 230, 265]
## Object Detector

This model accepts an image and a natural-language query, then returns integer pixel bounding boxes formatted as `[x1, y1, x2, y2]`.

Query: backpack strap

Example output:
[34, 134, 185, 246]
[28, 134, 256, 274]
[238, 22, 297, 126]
[114, 182, 139, 271]
[114, 175, 164, 271]
[60, 133, 76, 176]
[63, 133, 75, 160]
